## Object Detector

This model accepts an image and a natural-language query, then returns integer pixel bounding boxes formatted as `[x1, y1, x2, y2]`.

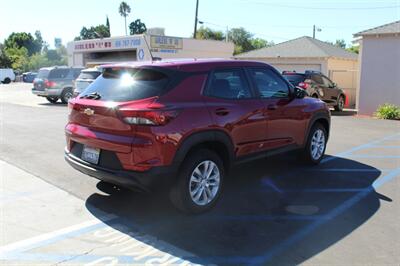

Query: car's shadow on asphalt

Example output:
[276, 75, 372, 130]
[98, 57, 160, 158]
[85, 154, 386, 265]
[38, 102, 67, 107]
[330, 109, 357, 116]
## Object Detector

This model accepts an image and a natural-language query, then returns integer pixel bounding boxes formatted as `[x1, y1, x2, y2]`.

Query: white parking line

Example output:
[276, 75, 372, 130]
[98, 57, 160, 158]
[0, 215, 115, 255]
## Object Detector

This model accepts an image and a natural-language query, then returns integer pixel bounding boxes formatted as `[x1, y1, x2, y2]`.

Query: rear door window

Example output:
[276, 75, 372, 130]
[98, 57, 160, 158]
[73, 69, 82, 79]
[205, 69, 252, 99]
[78, 71, 101, 80]
[283, 74, 305, 85]
[80, 67, 170, 102]
[249, 68, 290, 99]
[321, 76, 333, 87]
[311, 74, 324, 85]
[37, 69, 50, 79]
[49, 69, 70, 79]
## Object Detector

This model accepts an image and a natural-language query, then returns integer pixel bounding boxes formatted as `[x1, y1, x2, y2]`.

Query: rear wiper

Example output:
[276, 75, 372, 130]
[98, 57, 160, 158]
[80, 92, 102, 100]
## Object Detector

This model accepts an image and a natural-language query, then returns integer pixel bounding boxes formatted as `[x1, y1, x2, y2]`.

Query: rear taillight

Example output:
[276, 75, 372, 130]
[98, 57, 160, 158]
[119, 109, 179, 126]
[298, 82, 309, 89]
[68, 101, 78, 114]
[44, 79, 56, 88]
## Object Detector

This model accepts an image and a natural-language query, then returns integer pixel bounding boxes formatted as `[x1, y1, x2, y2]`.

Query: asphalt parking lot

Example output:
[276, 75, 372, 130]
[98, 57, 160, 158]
[1, 82, 399, 265]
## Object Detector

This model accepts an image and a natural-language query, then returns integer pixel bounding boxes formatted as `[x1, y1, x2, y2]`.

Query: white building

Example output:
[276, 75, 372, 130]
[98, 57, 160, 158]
[354, 21, 400, 115]
[67, 32, 234, 67]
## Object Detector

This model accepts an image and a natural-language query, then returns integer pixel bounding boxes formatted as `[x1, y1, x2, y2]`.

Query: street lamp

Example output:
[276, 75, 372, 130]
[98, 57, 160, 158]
[313, 25, 322, 39]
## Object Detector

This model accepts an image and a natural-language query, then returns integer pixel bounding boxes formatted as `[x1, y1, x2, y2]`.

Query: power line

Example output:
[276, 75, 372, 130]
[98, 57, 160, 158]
[199, 18, 381, 30]
[198, 20, 291, 40]
[238, 0, 400, 10]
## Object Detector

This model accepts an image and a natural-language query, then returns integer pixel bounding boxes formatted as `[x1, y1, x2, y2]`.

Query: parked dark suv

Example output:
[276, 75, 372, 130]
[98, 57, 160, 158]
[65, 60, 330, 213]
[32, 66, 83, 103]
[282, 71, 346, 111]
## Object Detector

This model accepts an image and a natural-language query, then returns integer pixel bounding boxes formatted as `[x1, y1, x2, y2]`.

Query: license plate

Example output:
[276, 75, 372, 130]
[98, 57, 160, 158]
[81, 146, 100, 164]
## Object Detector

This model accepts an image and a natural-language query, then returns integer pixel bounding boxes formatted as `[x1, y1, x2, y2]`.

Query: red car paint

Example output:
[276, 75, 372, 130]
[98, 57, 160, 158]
[65, 59, 330, 190]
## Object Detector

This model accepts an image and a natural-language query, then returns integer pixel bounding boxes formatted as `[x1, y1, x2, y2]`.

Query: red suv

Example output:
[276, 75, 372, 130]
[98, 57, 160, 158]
[65, 59, 330, 213]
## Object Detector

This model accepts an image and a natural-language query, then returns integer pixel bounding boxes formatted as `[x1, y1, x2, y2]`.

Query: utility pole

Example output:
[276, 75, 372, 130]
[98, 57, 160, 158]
[193, 0, 199, 39]
[313, 25, 316, 39]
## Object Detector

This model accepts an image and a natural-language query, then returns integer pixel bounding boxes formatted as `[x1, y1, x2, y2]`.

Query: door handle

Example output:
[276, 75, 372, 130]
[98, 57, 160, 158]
[215, 108, 229, 116]
[267, 104, 278, 110]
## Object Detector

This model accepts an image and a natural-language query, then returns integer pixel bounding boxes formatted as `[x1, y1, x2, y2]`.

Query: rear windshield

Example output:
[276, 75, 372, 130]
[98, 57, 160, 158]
[78, 71, 101, 80]
[283, 74, 305, 85]
[80, 68, 170, 102]
[49, 69, 70, 79]
[37, 69, 50, 79]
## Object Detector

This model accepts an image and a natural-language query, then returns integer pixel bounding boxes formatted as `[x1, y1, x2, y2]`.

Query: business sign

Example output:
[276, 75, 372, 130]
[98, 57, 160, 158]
[138, 49, 145, 60]
[74, 41, 113, 51]
[150, 36, 183, 49]
[74, 37, 142, 51]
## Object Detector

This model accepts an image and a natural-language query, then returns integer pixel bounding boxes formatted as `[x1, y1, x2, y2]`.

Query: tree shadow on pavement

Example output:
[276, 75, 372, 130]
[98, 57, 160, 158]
[85, 154, 385, 265]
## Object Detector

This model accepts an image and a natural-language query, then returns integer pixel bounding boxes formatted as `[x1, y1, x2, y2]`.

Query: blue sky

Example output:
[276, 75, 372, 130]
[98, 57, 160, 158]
[2, 0, 399, 48]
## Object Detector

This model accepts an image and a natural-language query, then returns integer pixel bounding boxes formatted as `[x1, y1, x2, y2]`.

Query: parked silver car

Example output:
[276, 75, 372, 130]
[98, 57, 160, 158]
[32, 66, 83, 103]
[73, 67, 102, 97]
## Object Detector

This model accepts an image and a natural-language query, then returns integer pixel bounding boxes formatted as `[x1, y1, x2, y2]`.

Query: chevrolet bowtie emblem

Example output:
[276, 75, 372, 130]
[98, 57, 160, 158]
[83, 108, 95, 116]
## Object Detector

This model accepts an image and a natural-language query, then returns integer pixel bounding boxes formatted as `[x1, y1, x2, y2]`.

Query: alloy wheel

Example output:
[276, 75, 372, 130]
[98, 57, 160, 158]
[189, 160, 220, 206]
[64, 91, 73, 102]
[310, 129, 325, 160]
[339, 97, 344, 109]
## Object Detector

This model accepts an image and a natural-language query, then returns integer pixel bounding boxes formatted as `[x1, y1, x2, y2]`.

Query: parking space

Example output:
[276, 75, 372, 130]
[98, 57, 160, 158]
[0, 83, 399, 265]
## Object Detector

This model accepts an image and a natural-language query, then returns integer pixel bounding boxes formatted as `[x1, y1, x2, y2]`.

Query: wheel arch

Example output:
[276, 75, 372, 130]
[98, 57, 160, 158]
[173, 130, 235, 172]
[62, 86, 74, 93]
[303, 112, 330, 147]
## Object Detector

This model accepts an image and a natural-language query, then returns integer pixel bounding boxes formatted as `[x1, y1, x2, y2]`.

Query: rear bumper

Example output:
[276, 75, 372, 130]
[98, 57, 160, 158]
[64, 148, 177, 192]
[32, 88, 62, 97]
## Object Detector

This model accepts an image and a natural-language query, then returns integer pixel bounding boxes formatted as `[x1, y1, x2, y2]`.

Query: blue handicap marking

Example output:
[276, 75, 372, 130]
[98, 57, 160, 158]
[0, 216, 201, 265]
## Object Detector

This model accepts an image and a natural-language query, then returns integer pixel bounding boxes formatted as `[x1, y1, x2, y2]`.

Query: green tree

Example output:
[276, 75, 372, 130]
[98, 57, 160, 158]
[119, 1, 131, 36]
[46, 50, 61, 62]
[26, 53, 50, 71]
[347, 45, 359, 54]
[106, 16, 111, 34]
[335, 39, 346, 49]
[34, 31, 44, 52]
[195, 27, 225, 41]
[4, 32, 42, 56]
[251, 38, 274, 50]
[129, 19, 147, 35]
[4, 47, 29, 71]
[0, 43, 12, 68]
[27, 45, 67, 71]
[75, 25, 110, 40]
[228, 27, 254, 55]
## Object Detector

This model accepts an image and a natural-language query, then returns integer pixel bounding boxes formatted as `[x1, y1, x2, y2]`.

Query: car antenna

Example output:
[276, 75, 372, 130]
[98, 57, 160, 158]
[143, 35, 162, 62]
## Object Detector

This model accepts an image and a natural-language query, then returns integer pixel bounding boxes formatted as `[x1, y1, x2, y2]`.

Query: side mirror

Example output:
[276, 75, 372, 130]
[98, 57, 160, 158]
[294, 87, 308, 99]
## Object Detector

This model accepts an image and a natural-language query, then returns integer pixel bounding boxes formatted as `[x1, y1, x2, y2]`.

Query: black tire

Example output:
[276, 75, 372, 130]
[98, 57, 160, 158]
[46, 97, 59, 103]
[334, 95, 345, 112]
[301, 123, 327, 165]
[169, 149, 225, 214]
[61, 88, 73, 104]
[3, 78, 11, 84]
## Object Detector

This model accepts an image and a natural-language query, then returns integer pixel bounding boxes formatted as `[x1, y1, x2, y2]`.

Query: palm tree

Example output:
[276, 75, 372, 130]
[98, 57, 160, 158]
[118, 1, 131, 35]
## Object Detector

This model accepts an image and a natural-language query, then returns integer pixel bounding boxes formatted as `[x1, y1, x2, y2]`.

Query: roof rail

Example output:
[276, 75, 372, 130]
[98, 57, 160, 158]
[305, 70, 322, 74]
